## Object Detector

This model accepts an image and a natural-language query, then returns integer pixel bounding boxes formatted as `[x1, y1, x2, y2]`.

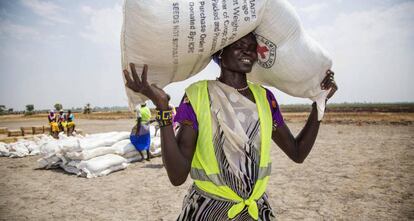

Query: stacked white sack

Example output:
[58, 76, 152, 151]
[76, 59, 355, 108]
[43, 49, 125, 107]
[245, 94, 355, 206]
[0, 134, 54, 158]
[0, 142, 9, 157]
[37, 129, 162, 178]
[150, 137, 161, 157]
[122, 0, 332, 120]
[38, 132, 132, 178]
[77, 154, 129, 178]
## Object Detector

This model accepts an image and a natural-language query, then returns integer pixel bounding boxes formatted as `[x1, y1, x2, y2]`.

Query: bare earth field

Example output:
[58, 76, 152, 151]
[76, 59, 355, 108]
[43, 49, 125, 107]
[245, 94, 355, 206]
[0, 113, 413, 220]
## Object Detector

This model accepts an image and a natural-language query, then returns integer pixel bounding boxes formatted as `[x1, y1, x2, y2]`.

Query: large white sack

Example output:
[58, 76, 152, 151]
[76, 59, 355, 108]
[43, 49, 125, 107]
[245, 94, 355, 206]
[39, 140, 62, 156]
[77, 154, 128, 178]
[122, 0, 332, 119]
[0, 142, 10, 157]
[79, 132, 130, 150]
[151, 148, 162, 158]
[60, 160, 82, 175]
[150, 125, 159, 138]
[37, 155, 62, 169]
[150, 136, 161, 157]
[249, 0, 331, 119]
[38, 152, 69, 169]
[8, 143, 29, 158]
[121, 0, 265, 106]
[111, 139, 136, 155]
[123, 150, 139, 158]
[150, 137, 160, 149]
[38, 150, 67, 169]
[58, 137, 81, 152]
[126, 155, 142, 163]
[65, 146, 117, 161]
[22, 140, 40, 155]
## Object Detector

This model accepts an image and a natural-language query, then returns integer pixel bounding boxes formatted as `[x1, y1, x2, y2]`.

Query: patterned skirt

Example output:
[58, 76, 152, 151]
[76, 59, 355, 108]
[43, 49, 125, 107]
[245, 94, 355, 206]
[177, 185, 275, 221]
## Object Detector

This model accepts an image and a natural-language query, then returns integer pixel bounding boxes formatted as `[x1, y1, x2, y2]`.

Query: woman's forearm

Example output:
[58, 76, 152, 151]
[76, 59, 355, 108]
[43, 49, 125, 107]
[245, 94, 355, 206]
[295, 102, 321, 162]
[160, 125, 195, 186]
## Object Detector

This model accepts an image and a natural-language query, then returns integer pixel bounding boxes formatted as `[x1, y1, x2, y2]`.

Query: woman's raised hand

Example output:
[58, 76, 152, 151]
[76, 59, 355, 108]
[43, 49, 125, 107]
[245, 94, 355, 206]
[320, 70, 338, 100]
[123, 63, 169, 109]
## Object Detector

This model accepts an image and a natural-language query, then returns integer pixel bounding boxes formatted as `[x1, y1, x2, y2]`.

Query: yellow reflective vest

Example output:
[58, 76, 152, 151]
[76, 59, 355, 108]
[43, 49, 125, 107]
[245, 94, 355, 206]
[139, 106, 151, 123]
[185, 80, 273, 220]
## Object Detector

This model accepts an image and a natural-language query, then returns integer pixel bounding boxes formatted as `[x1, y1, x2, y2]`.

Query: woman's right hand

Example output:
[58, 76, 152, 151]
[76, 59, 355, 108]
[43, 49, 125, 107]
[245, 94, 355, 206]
[123, 63, 169, 109]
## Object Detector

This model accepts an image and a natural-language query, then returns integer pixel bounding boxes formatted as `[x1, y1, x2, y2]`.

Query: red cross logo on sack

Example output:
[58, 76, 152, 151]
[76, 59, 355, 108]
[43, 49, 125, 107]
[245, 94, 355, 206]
[255, 34, 277, 69]
[257, 45, 269, 59]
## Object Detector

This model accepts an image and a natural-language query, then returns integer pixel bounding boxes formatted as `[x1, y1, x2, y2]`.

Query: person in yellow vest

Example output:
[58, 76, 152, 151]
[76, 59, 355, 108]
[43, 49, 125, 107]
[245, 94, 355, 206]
[57, 110, 66, 132]
[123, 33, 337, 220]
[47, 110, 59, 139]
[130, 102, 153, 161]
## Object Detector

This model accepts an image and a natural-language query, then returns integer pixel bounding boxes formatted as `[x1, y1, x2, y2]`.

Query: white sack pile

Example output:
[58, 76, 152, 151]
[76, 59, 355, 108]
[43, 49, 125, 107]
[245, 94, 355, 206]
[122, 0, 332, 120]
[0, 134, 54, 158]
[33, 130, 162, 178]
[0, 130, 162, 178]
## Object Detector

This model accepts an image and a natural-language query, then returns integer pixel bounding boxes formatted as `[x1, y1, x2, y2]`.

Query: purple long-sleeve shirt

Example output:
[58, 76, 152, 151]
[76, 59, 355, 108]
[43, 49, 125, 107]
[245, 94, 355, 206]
[174, 88, 285, 131]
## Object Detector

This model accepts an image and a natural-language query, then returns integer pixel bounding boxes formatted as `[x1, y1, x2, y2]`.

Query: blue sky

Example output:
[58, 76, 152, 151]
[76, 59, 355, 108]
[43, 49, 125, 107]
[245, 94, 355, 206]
[0, 0, 413, 110]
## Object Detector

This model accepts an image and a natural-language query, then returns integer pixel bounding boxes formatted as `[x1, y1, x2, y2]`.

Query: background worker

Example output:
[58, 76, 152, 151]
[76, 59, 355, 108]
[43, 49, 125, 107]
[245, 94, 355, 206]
[57, 110, 66, 132]
[130, 103, 152, 161]
[47, 110, 59, 139]
[66, 110, 75, 136]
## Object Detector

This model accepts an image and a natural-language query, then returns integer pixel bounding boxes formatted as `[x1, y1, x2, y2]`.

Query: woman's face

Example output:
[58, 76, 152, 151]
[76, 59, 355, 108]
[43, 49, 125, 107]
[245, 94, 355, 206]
[220, 33, 258, 73]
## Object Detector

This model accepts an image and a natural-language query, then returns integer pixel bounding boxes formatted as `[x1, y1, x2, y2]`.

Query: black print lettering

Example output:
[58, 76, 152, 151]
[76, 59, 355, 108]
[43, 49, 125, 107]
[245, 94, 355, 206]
[198, 33, 206, 53]
[222, 0, 228, 10]
[214, 21, 220, 32]
[250, 0, 256, 19]
[210, 32, 220, 52]
[172, 2, 180, 24]
[171, 2, 180, 70]
[212, 0, 220, 20]
[220, 19, 230, 47]
[199, 1, 206, 33]
[231, 6, 240, 33]
[242, 0, 249, 16]
[189, 2, 195, 30]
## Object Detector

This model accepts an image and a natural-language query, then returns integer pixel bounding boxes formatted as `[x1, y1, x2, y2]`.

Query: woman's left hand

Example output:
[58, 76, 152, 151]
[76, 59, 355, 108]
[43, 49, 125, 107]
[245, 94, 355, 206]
[320, 70, 338, 100]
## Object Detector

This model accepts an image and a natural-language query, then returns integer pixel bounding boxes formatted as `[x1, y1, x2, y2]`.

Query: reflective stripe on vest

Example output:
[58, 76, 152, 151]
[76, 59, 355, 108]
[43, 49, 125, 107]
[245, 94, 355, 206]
[185, 80, 273, 220]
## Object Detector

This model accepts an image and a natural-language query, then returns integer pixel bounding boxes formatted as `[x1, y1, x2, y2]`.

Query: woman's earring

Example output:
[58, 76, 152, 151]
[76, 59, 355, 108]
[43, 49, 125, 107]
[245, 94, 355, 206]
[218, 49, 223, 59]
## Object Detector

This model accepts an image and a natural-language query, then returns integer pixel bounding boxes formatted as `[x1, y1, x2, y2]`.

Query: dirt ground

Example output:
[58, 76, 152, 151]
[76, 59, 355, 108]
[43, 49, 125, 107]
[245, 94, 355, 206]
[0, 117, 413, 220]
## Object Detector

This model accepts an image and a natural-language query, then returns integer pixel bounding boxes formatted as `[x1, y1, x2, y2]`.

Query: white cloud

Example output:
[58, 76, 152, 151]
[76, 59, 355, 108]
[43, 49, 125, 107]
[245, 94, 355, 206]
[0, 19, 40, 40]
[307, 1, 414, 102]
[20, 0, 71, 24]
[80, 4, 122, 46]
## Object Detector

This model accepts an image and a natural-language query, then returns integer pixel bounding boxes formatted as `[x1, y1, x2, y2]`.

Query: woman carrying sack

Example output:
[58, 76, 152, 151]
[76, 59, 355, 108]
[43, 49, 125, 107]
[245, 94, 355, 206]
[123, 33, 337, 220]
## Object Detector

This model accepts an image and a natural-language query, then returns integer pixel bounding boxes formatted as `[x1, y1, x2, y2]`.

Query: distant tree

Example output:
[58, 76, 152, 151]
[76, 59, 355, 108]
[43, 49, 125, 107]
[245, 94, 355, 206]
[83, 103, 92, 114]
[8, 108, 13, 113]
[26, 104, 34, 112]
[0, 105, 5, 115]
[54, 103, 63, 111]
[25, 104, 34, 115]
